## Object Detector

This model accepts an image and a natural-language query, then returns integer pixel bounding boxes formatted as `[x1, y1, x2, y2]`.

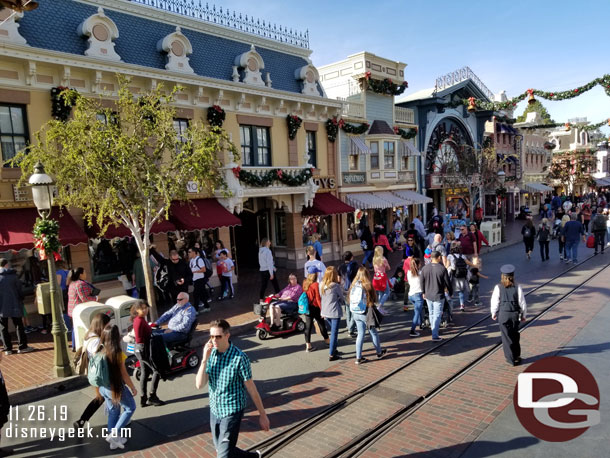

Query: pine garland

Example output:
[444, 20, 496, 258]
[339, 119, 369, 135]
[286, 114, 303, 140]
[232, 166, 313, 187]
[394, 126, 417, 139]
[33, 217, 62, 261]
[207, 105, 226, 128]
[362, 72, 408, 96]
[325, 117, 340, 142]
[520, 118, 609, 132]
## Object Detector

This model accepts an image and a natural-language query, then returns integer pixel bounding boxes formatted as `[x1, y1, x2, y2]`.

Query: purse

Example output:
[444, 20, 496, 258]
[86, 281, 101, 297]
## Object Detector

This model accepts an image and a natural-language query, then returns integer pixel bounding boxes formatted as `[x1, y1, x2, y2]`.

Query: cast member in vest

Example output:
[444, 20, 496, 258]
[490, 264, 527, 366]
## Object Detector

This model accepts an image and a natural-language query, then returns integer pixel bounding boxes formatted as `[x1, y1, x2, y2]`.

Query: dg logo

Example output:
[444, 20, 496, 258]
[514, 356, 600, 442]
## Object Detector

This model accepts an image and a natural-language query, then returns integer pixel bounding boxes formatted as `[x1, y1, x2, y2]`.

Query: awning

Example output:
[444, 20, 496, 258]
[391, 190, 433, 205]
[86, 218, 176, 239]
[302, 193, 355, 216]
[346, 192, 407, 209]
[522, 182, 553, 193]
[594, 177, 610, 187]
[349, 136, 372, 155]
[398, 140, 421, 157]
[170, 198, 241, 231]
[0, 207, 88, 252]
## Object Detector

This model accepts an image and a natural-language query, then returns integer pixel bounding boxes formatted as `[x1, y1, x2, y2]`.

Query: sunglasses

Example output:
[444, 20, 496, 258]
[177, 297, 187, 301]
[171, 258, 180, 262]
[210, 334, 225, 339]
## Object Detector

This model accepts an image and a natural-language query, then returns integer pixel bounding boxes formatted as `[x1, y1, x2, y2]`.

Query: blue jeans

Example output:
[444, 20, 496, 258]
[409, 293, 424, 332]
[343, 304, 356, 335]
[426, 299, 443, 339]
[210, 409, 257, 458]
[160, 330, 188, 346]
[362, 250, 373, 267]
[377, 284, 390, 307]
[353, 312, 381, 359]
[565, 239, 579, 262]
[327, 318, 340, 357]
[99, 385, 136, 435]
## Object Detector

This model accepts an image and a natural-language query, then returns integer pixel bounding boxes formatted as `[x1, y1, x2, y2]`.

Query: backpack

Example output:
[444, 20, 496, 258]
[297, 292, 309, 315]
[592, 215, 606, 232]
[586, 235, 595, 249]
[523, 227, 532, 238]
[196, 256, 213, 279]
[349, 282, 367, 314]
[372, 271, 388, 291]
[73, 346, 89, 375]
[454, 255, 468, 279]
[87, 348, 110, 388]
[538, 225, 549, 242]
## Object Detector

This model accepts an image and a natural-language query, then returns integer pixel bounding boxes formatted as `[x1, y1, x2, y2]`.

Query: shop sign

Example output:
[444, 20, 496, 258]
[313, 176, 337, 189]
[343, 172, 366, 185]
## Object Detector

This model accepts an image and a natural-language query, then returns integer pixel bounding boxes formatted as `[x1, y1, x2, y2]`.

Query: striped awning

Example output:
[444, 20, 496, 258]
[398, 140, 421, 157]
[349, 136, 372, 155]
[346, 192, 395, 209]
[522, 182, 553, 193]
[595, 177, 610, 187]
[375, 192, 412, 207]
[391, 190, 433, 205]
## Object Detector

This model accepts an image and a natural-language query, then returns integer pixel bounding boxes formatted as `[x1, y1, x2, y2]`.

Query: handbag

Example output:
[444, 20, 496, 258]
[366, 304, 383, 329]
[85, 281, 101, 297]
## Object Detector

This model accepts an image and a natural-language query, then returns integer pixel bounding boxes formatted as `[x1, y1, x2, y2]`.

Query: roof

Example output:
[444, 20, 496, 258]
[17, 0, 320, 96]
[368, 120, 395, 135]
[396, 79, 493, 106]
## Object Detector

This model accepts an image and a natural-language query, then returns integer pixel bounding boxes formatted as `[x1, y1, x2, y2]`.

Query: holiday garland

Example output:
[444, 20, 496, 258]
[207, 105, 226, 128]
[520, 118, 609, 132]
[50, 86, 75, 122]
[362, 72, 408, 96]
[448, 74, 610, 111]
[325, 117, 340, 142]
[339, 118, 369, 135]
[232, 166, 313, 187]
[393, 126, 418, 139]
[33, 218, 62, 261]
[286, 114, 302, 140]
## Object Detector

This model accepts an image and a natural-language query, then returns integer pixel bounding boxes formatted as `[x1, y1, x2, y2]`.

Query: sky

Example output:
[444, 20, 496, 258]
[216, 0, 610, 136]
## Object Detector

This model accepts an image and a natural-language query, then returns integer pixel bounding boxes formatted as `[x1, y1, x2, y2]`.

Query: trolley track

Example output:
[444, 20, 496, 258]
[248, 254, 610, 457]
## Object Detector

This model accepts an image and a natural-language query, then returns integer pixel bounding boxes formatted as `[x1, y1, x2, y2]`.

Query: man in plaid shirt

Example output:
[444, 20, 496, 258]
[196, 319, 269, 457]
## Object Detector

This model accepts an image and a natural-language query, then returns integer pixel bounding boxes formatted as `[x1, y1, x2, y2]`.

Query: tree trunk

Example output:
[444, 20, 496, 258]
[132, 228, 159, 321]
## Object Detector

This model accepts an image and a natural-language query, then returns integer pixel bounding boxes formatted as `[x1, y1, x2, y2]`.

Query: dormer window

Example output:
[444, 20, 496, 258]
[234, 45, 267, 87]
[158, 27, 194, 74]
[77, 7, 121, 62]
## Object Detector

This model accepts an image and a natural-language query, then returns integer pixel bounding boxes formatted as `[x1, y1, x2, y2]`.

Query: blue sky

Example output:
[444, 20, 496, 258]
[220, 0, 610, 135]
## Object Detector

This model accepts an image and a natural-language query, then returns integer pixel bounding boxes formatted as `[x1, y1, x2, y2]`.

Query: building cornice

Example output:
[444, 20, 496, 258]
[79, 0, 312, 58]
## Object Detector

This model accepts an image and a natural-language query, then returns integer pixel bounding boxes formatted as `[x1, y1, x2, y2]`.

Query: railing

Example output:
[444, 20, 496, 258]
[398, 170, 416, 183]
[240, 166, 312, 188]
[340, 100, 365, 119]
[129, 0, 309, 49]
[434, 66, 494, 101]
[395, 106, 415, 124]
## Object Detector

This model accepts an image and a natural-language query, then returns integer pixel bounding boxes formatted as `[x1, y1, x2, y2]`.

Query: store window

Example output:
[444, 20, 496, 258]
[383, 141, 395, 169]
[0, 104, 28, 164]
[306, 131, 317, 168]
[274, 212, 287, 247]
[302, 215, 331, 243]
[370, 141, 379, 170]
[346, 212, 357, 241]
[240, 125, 271, 166]
[349, 154, 359, 171]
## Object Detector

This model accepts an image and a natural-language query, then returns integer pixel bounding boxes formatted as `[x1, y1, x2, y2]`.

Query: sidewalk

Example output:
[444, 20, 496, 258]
[3, 219, 530, 404]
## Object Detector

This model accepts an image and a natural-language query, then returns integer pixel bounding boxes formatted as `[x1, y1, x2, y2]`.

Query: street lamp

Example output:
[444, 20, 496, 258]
[29, 162, 72, 378]
[497, 170, 506, 243]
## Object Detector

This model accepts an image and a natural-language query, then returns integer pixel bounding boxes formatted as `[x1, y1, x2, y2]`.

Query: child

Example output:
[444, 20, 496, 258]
[468, 257, 489, 306]
[390, 267, 405, 301]
[217, 250, 234, 300]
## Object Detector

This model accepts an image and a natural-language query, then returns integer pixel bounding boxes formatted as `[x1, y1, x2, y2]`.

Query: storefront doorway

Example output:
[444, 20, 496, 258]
[235, 209, 270, 268]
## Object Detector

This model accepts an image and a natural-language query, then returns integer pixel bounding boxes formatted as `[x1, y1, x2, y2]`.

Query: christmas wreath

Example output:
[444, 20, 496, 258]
[207, 105, 226, 128]
[33, 217, 62, 261]
[340, 118, 369, 135]
[325, 117, 340, 142]
[286, 114, 303, 140]
[50, 86, 75, 122]
[232, 166, 313, 187]
[495, 186, 507, 198]
[362, 72, 408, 96]
[394, 126, 417, 139]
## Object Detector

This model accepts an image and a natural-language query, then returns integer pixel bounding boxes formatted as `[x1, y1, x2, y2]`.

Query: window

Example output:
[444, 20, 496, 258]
[349, 154, 359, 171]
[384, 141, 395, 169]
[240, 125, 271, 166]
[402, 154, 410, 170]
[0, 105, 28, 164]
[173, 118, 189, 143]
[302, 215, 331, 243]
[274, 212, 287, 246]
[370, 141, 379, 169]
[306, 131, 317, 168]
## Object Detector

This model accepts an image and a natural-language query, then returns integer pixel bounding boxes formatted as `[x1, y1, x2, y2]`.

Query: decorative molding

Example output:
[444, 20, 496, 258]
[0, 9, 27, 46]
[234, 45, 265, 87]
[61, 66, 71, 87]
[25, 61, 36, 85]
[0, 88, 29, 104]
[295, 62, 321, 97]
[157, 26, 194, 74]
[304, 122, 318, 132]
[236, 114, 273, 127]
[77, 7, 121, 62]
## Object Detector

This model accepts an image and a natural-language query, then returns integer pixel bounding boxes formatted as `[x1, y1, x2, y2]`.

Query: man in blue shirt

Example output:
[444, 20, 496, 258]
[196, 319, 269, 457]
[153, 292, 196, 345]
[561, 214, 586, 263]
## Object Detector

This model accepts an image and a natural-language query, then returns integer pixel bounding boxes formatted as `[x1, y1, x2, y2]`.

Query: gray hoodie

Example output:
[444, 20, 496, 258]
[320, 282, 344, 319]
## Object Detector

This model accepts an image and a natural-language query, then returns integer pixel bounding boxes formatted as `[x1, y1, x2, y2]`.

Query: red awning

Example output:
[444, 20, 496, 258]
[302, 193, 355, 216]
[86, 218, 176, 239]
[0, 207, 88, 252]
[170, 199, 241, 231]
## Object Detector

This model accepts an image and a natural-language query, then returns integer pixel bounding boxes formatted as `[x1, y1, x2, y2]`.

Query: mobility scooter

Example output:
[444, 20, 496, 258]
[253, 297, 305, 340]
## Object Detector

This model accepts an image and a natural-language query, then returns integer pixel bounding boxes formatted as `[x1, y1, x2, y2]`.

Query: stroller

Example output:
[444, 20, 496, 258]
[419, 296, 452, 330]
[551, 218, 562, 239]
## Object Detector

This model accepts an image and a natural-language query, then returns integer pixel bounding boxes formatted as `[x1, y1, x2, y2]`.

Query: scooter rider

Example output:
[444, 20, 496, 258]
[152, 292, 196, 346]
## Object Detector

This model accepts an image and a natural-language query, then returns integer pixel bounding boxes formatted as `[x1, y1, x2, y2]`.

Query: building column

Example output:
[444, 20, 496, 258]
[285, 211, 305, 269]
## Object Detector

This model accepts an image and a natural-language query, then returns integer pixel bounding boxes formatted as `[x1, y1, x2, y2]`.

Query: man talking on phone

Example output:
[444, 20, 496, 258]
[196, 319, 269, 457]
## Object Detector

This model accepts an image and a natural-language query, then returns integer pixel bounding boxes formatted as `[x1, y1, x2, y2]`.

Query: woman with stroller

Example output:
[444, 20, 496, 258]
[302, 269, 329, 352]
[407, 258, 424, 337]
[349, 267, 387, 364]
[320, 266, 343, 361]
[372, 246, 391, 315]
[130, 300, 164, 407]
[98, 324, 138, 450]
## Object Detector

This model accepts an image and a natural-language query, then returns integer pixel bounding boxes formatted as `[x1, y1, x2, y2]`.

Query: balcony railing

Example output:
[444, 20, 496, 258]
[395, 106, 415, 124]
[340, 100, 365, 119]
[240, 166, 312, 189]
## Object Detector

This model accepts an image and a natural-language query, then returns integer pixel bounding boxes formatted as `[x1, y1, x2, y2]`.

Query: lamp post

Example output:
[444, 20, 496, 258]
[29, 162, 72, 378]
[497, 170, 506, 243]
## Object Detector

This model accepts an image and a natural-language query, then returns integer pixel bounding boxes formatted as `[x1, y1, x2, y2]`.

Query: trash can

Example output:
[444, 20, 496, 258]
[36, 282, 63, 315]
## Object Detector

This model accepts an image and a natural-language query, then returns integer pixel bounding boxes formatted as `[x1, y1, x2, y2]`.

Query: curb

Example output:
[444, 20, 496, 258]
[7, 318, 260, 406]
